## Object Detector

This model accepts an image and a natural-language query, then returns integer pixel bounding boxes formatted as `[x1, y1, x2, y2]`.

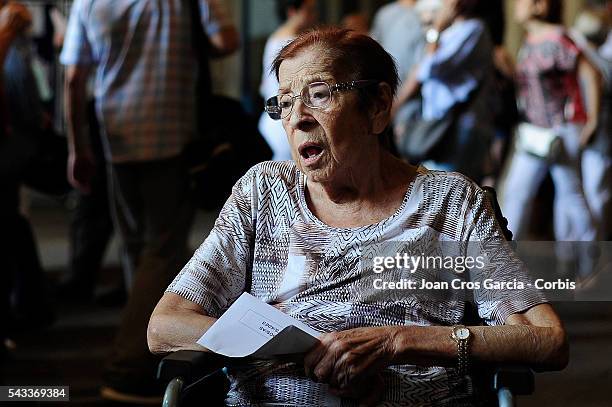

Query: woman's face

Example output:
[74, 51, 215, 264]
[278, 46, 376, 184]
[514, 0, 538, 24]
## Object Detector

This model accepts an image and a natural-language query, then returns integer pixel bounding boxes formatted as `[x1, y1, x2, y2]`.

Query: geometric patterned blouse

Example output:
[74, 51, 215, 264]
[167, 161, 546, 406]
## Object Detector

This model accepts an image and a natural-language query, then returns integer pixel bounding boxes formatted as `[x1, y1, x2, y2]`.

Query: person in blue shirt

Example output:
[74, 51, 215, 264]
[392, 0, 495, 183]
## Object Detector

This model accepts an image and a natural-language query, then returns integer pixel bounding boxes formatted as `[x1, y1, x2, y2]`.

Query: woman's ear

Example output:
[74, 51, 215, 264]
[370, 82, 393, 135]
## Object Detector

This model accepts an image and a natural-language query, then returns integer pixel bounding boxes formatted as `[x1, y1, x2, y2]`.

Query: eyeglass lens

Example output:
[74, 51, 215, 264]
[266, 82, 332, 120]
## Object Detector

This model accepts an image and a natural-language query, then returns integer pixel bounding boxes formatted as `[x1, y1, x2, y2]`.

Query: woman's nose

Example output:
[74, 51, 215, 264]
[287, 97, 308, 128]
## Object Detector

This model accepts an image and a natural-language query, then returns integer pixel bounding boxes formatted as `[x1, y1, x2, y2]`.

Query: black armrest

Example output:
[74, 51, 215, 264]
[157, 350, 230, 384]
[492, 366, 535, 396]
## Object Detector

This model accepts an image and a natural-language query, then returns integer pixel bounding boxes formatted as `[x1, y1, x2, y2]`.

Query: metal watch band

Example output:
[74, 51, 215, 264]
[451, 325, 471, 376]
[457, 339, 469, 375]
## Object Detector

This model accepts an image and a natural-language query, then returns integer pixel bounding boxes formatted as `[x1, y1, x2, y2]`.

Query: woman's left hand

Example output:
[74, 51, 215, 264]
[303, 327, 399, 392]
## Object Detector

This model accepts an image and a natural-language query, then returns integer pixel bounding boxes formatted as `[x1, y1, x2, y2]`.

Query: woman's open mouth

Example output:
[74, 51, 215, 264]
[298, 142, 324, 166]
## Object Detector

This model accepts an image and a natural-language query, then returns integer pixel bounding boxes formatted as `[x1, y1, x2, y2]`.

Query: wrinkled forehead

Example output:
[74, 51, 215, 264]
[277, 46, 341, 93]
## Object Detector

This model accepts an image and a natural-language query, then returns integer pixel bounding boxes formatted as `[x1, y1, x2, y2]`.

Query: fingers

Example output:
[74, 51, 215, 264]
[304, 333, 336, 383]
[305, 333, 378, 389]
[333, 346, 381, 389]
[304, 328, 394, 396]
[305, 332, 355, 386]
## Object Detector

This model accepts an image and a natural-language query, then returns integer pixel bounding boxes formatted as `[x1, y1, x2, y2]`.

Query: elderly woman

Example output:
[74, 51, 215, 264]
[148, 28, 567, 406]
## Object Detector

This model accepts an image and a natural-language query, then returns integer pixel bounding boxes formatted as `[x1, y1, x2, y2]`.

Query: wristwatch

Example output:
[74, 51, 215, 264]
[425, 28, 440, 44]
[450, 325, 471, 375]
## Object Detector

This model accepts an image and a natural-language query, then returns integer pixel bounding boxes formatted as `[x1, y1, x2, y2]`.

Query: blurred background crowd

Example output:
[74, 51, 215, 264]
[0, 0, 610, 405]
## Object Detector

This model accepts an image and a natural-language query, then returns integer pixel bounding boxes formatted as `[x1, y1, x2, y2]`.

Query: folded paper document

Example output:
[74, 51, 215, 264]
[197, 292, 321, 358]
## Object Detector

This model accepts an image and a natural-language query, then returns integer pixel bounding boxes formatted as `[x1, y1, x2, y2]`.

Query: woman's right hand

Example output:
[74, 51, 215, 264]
[304, 326, 398, 404]
[0, 2, 32, 40]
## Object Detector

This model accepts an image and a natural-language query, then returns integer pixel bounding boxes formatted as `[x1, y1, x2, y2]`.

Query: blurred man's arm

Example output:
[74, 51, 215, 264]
[49, 7, 67, 50]
[205, 0, 239, 57]
[578, 54, 602, 147]
[65, 64, 95, 193]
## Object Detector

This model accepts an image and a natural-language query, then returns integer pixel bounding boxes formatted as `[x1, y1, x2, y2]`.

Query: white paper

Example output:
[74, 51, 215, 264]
[197, 292, 321, 358]
[276, 255, 306, 301]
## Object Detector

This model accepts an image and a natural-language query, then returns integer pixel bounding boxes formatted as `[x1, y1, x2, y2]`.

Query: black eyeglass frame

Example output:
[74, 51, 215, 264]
[264, 79, 379, 120]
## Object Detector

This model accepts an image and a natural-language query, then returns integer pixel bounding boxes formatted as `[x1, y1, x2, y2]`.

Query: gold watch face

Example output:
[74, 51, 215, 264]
[456, 327, 470, 340]
[457, 328, 470, 339]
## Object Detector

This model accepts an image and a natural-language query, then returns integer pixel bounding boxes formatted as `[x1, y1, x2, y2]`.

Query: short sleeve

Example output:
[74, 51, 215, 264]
[59, 0, 95, 66]
[166, 167, 257, 317]
[463, 190, 547, 326]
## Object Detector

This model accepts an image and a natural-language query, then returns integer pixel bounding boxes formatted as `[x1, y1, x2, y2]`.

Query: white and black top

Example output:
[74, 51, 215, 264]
[168, 160, 546, 406]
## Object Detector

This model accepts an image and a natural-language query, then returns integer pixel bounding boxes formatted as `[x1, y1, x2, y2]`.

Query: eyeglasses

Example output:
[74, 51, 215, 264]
[265, 80, 378, 120]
